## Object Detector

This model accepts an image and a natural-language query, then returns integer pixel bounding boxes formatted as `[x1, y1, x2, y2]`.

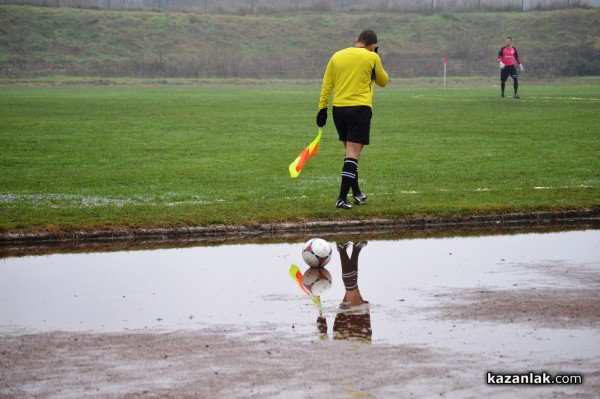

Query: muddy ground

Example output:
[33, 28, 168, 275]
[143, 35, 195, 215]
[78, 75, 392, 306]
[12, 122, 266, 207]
[1, 286, 599, 399]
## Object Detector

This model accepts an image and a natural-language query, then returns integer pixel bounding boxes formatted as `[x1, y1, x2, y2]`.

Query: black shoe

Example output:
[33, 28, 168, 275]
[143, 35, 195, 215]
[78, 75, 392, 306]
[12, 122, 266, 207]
[514, 94, 520, 99]
[354, 241, 368, 249]
[336, 241, 352, 251]
[353, 193, 368, 205]
[501, 92, 505, 98]
[335, 199, 352, 210]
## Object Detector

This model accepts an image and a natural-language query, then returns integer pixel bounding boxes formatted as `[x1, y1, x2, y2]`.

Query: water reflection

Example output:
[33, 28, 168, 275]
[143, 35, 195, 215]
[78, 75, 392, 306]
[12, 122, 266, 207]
[333, 241, 372, 342]
[295, 241, 373, 343]
[0, 230, 598, 352]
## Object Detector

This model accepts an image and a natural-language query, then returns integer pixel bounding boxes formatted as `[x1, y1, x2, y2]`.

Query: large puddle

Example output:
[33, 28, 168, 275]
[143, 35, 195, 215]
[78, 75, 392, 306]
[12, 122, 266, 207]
[1, 230, 598, 340]
[1, 229, 599, 397]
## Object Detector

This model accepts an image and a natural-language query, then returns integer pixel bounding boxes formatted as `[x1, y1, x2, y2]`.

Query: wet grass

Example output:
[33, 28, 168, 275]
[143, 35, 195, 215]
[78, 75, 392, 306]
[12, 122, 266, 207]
[1, 83, 599, 231]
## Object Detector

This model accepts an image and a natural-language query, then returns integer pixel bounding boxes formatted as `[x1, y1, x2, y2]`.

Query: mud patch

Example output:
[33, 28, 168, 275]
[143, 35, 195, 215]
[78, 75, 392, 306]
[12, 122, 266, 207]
[428, 259, 600, 328]
[429, 288, 600, 328]
[2, 325, 599, 398]
[1, 329, 455, 399]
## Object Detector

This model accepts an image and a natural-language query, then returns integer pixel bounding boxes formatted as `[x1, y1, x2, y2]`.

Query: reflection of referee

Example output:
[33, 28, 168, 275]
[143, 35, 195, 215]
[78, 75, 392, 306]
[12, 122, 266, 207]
[333, 241, 371, 342]
[498, 36, 524, 99]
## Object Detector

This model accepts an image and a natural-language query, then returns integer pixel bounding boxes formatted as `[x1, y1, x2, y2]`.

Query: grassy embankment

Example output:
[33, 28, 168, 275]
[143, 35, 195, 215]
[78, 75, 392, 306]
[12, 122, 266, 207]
[1, 5, 599, 79]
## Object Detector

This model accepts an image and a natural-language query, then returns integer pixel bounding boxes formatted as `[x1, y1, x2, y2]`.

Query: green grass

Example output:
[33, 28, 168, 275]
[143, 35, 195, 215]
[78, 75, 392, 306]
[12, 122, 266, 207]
[1, 82, 599, 232]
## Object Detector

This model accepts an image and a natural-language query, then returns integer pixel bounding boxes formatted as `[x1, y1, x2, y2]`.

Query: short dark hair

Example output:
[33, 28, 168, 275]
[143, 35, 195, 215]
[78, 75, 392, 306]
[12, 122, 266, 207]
[358, 30, 378, 46]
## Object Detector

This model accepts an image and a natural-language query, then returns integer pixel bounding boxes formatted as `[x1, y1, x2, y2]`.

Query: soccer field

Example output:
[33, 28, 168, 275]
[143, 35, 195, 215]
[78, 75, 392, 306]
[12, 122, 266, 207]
[1, 83, 599, 232]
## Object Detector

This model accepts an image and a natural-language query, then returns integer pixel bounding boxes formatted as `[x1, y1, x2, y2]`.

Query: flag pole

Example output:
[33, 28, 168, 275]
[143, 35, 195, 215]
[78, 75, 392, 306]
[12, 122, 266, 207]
[443, 54, 448, 86]
[444, 61, 446, 86]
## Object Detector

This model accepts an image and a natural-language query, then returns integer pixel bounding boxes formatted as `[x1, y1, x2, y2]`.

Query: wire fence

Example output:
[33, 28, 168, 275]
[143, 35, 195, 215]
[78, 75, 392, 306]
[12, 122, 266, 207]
[2, 55, 597, 79]
[1, 0, 598, 13]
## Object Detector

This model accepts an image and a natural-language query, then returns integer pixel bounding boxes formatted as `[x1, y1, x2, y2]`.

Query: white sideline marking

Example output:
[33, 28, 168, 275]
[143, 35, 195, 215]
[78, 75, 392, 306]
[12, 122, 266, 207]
[1, 185, 595, 209]
[0, 194, 220, 208]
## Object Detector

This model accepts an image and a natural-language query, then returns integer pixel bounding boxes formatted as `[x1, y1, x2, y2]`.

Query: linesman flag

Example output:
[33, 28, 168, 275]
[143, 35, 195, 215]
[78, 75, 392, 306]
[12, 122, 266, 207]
[288, 128, 322, 178]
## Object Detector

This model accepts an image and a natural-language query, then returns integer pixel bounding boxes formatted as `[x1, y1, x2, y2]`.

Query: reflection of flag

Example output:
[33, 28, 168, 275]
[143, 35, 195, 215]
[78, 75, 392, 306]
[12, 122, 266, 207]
[443, 54, 449, 64]
[289, 264, 310, 295]
[289, 264, 322, 307]
[288, 128, 322, 178]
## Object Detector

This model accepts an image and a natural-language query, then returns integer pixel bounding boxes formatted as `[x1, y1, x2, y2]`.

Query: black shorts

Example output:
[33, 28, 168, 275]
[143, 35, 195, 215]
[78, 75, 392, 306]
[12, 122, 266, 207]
[500, 65, 518, 82]
[332, 106, 372, 145]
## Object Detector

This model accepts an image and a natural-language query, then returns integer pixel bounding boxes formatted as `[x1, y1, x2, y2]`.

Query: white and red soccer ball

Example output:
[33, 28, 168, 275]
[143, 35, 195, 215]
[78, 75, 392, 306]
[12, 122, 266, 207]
[301, 238, 332, 268]
[302, 267, 333, 296]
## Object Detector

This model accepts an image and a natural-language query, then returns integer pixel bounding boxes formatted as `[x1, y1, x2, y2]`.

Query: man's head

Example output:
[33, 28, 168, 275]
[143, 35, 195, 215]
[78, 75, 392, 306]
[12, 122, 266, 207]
[505, 37, 513, 47]
[356, 30, 378, 51]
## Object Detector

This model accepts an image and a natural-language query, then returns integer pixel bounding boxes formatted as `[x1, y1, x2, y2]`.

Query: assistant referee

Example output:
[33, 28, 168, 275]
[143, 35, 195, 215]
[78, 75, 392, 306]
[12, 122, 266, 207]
[316, 30, 389, 210]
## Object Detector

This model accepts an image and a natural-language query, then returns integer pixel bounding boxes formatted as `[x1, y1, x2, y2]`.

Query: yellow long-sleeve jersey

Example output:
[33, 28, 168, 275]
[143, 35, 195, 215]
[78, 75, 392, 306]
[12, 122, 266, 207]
[318, 47, 389, 110]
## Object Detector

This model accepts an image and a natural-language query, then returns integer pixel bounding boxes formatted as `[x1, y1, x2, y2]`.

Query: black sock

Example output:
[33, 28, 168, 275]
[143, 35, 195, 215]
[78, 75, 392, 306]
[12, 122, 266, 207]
[514, 80, 518, 94]
[501, 81, 505, 94]
[339, 157, 358, 201]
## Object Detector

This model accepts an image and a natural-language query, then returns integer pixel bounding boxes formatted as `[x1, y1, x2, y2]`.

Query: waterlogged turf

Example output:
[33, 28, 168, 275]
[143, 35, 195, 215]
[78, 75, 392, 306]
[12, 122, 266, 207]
[1, 83, 599, 231]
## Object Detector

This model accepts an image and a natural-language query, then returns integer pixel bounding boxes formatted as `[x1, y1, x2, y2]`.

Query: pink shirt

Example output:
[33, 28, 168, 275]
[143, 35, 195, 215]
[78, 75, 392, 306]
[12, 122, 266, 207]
[498, 46, 521, 66]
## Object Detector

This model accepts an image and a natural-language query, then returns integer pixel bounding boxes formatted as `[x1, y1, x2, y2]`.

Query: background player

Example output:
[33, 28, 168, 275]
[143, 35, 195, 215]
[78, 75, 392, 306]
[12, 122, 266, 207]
[498, 36, 524, 99]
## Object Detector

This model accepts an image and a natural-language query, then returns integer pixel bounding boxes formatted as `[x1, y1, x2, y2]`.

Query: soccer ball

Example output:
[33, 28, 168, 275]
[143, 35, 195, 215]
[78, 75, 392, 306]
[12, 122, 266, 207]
[302, 238, 332, 268]
[302, 267, 332, 296]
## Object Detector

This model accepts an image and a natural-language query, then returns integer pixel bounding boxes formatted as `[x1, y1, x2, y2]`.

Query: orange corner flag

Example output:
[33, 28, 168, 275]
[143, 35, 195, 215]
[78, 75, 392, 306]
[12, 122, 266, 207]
[289, 128, 322, 178]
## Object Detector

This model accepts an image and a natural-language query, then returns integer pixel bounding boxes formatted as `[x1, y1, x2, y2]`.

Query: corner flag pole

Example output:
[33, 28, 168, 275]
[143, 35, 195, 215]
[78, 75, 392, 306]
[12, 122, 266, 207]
[443, 54, 448, 86]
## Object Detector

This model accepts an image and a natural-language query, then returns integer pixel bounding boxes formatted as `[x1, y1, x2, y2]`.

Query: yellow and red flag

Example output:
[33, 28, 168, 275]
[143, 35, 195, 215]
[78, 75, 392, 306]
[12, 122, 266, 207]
[288, 128, 322, 178]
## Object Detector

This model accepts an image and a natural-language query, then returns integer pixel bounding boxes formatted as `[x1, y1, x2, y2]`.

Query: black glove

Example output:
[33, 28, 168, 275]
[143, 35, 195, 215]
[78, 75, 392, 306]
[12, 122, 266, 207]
[316, 108, 327, 127]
